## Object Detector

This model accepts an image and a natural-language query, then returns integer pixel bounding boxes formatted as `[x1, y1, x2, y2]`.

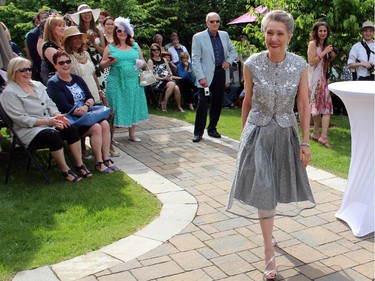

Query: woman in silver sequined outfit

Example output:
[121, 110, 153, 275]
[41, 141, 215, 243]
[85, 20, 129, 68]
[227, 10, 315, 280]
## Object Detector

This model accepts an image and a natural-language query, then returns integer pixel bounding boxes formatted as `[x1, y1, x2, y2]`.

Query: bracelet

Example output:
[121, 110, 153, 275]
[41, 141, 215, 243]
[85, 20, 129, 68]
[300, 142, 310, 147]
[317, 55, 321, 60]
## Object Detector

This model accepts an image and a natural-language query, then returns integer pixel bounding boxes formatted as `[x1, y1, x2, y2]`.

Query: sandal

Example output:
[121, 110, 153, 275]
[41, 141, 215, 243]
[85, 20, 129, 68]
[318, 136, 331, 147]
[263, 255, 277, 280]
[103, 159, 120, 171]
[95, 162, 113, 173]
[272, 237, 277, 247]
[62, 170, 83, 182]
[310, 133, 320, 142]
[75, 164, 93, 179]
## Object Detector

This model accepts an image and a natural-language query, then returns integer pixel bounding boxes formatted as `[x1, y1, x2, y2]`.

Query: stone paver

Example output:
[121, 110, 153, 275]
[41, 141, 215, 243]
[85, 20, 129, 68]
[13, 115, 374, 281]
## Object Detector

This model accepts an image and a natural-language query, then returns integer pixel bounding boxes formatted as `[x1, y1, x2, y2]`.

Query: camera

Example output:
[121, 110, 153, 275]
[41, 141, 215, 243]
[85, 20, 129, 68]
[368, 64, 374, 73]
[332, 46, 340, 54]
[204, 87, 210, 96]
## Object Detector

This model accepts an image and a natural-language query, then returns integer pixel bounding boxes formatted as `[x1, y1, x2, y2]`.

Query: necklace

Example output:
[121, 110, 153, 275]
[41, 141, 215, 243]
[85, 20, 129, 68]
[73, 51, 87, 64]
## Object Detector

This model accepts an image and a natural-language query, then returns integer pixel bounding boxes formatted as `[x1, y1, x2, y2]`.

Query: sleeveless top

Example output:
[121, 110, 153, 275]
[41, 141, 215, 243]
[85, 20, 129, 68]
[151, 58, 169, 78]
[42, 41, 61, 74]
[245, 51, 307, 128]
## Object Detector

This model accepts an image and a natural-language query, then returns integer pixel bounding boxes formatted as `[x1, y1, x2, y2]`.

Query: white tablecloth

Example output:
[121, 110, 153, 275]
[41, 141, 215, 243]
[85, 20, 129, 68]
[328, 81, 375, 237]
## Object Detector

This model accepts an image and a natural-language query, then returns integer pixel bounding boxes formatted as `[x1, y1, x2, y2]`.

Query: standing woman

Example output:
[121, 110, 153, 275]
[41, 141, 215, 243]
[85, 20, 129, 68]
[307, 21, 336, 147]
[227, 10, 315, 280]
[100, 17, 148, 142]
[71, 4, 106, 88]
[40, 15, 65, 85]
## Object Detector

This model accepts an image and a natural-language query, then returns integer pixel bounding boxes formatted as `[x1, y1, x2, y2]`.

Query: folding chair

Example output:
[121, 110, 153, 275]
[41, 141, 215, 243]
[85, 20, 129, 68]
[145, 85, 164, 109]
[0, 102, 51, 184]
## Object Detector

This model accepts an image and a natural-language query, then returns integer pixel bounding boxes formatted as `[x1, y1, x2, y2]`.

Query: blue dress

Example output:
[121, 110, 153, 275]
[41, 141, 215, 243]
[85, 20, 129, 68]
[106, 43, 148, 127]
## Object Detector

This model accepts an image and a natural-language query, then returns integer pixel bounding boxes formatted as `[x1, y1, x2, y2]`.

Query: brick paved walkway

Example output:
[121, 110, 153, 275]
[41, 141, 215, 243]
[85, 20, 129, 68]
[14, 114, 374, 281]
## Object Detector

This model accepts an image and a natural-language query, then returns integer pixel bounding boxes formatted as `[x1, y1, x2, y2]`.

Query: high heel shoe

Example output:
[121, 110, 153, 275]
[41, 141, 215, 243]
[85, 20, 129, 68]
[263, 255, 277, 280]
[272, 237, 277, 247]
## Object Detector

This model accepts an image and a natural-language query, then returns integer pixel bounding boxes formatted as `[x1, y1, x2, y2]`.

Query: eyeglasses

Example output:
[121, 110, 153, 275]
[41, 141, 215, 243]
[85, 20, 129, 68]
[18, 67, 32, 73]
[209, 20, 220, 24]
[57, 60, 72, 66]
[151, 49, 160, 51]
[116, 29, 126, 34]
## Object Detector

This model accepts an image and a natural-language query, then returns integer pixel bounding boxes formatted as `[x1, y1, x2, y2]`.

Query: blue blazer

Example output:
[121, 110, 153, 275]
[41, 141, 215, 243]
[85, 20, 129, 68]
[191, 29, 237, 88]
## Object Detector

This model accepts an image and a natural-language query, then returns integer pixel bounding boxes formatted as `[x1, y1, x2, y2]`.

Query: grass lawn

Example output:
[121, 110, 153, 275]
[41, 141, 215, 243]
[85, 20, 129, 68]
[149, 107, 351, 179]
[0, 150, 160, 281]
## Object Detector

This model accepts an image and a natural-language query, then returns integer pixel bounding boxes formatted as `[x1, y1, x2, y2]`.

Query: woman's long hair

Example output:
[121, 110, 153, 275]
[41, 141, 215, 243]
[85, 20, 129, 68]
[309, 21, 331, 47]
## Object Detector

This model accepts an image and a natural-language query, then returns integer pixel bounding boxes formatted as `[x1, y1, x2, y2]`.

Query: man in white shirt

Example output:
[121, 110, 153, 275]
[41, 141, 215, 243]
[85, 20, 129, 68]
[348, 20, 374, 81]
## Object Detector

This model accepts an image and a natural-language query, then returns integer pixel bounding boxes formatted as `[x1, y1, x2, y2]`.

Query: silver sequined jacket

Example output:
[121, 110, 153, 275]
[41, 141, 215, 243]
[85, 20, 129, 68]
[245, 51, 307, 128]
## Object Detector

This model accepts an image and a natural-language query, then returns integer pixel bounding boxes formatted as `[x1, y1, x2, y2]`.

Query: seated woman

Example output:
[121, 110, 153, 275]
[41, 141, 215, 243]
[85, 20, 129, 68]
[147, 43, 184, 112]
[46, 51, 117, 173]
[176, 52, 196, 111]
[0, 57, 92, 182]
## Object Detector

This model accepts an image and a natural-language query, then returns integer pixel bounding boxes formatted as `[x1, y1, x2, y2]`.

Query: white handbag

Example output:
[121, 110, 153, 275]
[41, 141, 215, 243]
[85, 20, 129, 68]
[139, 67, 157, 87]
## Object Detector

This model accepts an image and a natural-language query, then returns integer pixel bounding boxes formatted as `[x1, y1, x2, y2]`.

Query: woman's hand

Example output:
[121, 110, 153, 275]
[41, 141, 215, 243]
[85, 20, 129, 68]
[299, 146, 311, 168]
[48, 114, 69, 129]
[323, 45, 333, 56]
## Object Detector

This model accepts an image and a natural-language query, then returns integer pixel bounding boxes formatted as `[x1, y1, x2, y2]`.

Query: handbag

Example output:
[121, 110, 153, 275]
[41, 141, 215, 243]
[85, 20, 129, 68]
[139, 67, 157, 87]
[66, 105, 111, 127]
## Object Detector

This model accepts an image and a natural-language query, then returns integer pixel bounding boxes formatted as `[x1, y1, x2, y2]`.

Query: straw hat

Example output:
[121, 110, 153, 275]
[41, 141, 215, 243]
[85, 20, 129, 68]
[114, 17, 134, 37]
[62, 26, 87, 44]
[71, 4, 100, 25]
[362, 20, 374, 30]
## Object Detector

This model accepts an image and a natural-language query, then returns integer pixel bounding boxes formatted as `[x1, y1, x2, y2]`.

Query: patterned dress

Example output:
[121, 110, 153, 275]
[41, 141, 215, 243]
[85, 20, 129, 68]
[308, 45, 333, 116]
[105, 43, 148, 127]
[227, 51, 315, 218]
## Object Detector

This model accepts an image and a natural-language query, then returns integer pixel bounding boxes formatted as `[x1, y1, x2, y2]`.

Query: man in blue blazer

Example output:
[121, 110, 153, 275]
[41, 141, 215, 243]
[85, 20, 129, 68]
[191, 12, 237, 142]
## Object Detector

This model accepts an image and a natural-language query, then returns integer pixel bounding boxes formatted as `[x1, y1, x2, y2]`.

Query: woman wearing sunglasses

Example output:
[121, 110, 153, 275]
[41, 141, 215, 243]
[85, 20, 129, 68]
[101, 17, 148, 142]
[47, 51, 118, 173]
[0, 57, 91, 182]
[147, 43, 184, 112]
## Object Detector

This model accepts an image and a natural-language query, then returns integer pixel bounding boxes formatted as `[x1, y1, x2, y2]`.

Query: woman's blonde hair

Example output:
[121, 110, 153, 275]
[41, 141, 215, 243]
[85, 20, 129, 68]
[7, 57, 31, 82]
[179, 52, 190, 60]
[43, 15, 65, 44]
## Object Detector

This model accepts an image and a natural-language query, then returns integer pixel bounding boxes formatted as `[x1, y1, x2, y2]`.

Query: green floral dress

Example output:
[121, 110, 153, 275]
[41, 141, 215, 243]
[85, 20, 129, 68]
[106, 42, 148, 127]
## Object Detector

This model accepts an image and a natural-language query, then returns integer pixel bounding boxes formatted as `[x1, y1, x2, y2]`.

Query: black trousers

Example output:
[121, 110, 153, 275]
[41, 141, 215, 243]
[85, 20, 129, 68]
[193, 67, 225, 136]
[358, 75, 374, 81]
[28, 126, 80, 152]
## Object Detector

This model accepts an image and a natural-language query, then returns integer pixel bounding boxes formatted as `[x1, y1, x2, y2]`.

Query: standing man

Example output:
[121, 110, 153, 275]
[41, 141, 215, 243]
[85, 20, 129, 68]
[348, 20, 374, 81]
[191, 12, 237, 142]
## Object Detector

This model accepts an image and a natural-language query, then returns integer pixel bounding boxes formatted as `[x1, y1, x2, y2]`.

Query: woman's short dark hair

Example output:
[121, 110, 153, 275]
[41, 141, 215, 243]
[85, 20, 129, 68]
[52, 50, 70, 64]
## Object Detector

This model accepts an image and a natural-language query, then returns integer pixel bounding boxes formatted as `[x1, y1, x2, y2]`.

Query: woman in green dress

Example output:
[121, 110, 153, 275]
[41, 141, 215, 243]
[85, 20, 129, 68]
[101, 17, 148, 142]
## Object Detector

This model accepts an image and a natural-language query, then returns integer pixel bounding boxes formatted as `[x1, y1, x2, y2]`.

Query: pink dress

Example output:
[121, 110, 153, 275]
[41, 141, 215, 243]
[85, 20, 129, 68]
[308, 45, 333, 116]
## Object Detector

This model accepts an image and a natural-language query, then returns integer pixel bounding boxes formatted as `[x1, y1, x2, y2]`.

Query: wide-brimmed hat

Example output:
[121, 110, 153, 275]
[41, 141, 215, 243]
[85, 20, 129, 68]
[71, 4, 100, 25]
[62, 26, 87, 44]
[114, 17, 134, 37]
[362, 20, 374, 30]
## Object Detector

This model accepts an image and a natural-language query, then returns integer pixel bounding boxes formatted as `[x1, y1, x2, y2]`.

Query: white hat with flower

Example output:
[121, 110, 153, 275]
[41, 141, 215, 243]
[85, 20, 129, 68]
[114, 17, 134, 37]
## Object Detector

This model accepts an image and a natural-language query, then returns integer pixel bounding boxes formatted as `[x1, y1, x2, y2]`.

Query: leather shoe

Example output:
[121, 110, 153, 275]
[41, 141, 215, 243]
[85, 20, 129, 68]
[208, 130, 221, 138]
[192, 135, 202, 142]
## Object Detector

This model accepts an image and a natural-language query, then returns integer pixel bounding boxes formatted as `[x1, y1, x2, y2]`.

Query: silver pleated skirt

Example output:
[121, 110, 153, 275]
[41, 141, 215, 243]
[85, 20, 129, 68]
[227, 118, 315, 219]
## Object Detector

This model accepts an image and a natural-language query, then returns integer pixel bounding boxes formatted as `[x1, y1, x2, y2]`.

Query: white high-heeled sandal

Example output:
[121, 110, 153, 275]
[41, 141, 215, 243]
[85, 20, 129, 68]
[263, 255, 277, 280]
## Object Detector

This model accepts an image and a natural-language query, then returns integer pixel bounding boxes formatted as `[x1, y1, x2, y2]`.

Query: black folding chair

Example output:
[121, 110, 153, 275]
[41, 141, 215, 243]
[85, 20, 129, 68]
[145, 85, 164, 109]
[0, 102, 51, 184]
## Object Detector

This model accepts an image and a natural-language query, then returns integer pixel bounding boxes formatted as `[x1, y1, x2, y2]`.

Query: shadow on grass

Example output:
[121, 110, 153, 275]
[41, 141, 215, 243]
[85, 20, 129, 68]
[0, 152, 160, 279]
